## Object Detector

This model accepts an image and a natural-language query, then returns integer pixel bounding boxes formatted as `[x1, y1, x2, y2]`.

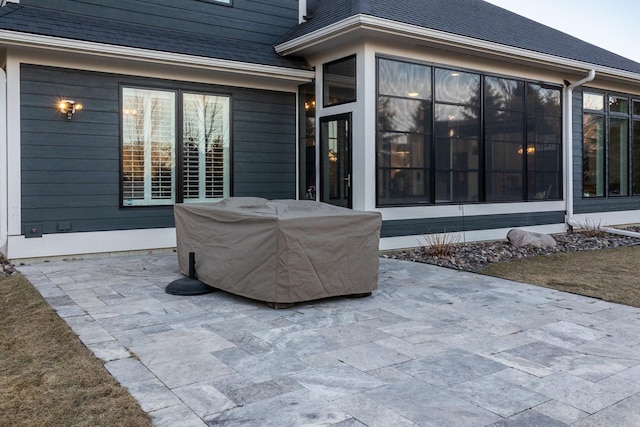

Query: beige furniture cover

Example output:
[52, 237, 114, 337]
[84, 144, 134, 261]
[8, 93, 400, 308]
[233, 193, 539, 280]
[174, 197, 382, 304]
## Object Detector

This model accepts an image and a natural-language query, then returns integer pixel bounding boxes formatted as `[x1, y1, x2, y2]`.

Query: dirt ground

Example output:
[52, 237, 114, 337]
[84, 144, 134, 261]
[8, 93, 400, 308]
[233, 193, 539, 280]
[479, 245, 640, 308]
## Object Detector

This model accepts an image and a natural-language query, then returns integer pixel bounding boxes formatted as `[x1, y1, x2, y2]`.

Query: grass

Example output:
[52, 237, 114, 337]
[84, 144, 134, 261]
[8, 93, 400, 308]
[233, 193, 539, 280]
[0, 273, 152, 427]
[479, 245, 640, 308]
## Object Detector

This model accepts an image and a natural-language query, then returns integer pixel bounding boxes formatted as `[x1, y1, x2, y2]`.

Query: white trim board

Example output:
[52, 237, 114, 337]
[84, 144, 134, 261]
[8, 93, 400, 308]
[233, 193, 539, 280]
[276, 15, 640, 84]
[6, 228, 176, 261]
[0, 30, 315, 83]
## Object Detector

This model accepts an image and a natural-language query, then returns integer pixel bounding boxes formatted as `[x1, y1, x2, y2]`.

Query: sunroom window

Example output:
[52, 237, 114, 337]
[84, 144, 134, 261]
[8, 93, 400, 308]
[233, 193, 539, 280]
[121, 87, 230, 206]
[376, 57, 562, 207]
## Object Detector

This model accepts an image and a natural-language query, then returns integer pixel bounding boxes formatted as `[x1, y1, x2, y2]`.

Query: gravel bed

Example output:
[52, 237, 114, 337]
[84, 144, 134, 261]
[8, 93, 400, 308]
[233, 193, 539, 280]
[383, 227, 640, 272]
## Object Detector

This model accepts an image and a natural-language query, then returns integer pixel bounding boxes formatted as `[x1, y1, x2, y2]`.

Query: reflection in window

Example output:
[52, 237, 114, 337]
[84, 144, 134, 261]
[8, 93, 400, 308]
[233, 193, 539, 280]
[122, 88, 176, 205]
[434, 105, 480, 203]
[323, 55, 356, 106]
[435, 69, 480, 105]
[485, 77, 525, 201]
[583, 115, 605, 197]
[182, 93, 230, 202]
[583, 92, 604, 111]
[378, 58, 431, 100]
[526, 83, 562, 200]
[121, 87, 230, 207]
[609, 96, 628, 113]
[375, 57, 562, 206]
[609, 118, 629, 196]
[299, 83, 316, 200]
[377, 59, 432, 205]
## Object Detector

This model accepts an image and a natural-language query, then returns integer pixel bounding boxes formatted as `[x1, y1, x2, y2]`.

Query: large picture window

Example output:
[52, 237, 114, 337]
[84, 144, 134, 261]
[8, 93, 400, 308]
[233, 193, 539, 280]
[122, 87, 230, 206]
[376, 57, 562, 207]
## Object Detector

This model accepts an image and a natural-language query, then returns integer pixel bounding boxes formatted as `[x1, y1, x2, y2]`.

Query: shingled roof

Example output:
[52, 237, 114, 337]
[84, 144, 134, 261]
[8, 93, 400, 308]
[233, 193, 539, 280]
[0, 4, 310, 71]
[279, 0, 640, 75]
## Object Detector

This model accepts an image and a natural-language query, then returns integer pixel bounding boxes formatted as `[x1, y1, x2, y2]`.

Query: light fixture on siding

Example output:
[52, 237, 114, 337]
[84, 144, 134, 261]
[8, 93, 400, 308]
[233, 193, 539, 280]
[58, 100, 83, 119]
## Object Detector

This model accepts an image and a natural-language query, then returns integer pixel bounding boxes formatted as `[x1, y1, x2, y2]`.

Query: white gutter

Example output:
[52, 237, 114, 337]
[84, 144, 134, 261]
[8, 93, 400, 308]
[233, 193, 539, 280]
[276, 15, 640, 83]
[0, 67, 6, 252]
[564, 70, 640, 239]
[0, 30, 315, 82]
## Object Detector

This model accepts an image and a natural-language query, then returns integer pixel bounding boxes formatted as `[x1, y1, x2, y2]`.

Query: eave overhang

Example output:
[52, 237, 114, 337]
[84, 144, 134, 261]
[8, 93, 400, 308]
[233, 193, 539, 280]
[0, 30, 315, 83]
[276, 14, 640, 86]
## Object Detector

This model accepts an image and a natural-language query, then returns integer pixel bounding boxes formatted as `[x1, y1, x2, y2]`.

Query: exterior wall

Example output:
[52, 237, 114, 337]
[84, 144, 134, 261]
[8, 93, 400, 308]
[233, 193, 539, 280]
[307, 39, 571, 249]
[19, 63, 296, 236]
[572, 89, 640, 217]
[19, 0, 299, 45]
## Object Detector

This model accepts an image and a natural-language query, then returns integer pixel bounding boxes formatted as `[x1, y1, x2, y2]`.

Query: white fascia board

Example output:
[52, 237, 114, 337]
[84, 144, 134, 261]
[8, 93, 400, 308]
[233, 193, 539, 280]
[276, 15, 640, 83]
[0, 30, 315, 82]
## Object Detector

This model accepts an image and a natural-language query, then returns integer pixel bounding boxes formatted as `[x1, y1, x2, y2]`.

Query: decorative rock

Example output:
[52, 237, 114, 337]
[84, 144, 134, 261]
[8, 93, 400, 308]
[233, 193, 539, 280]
[385, 226, 640, 272]
[507, 229, 557, 248]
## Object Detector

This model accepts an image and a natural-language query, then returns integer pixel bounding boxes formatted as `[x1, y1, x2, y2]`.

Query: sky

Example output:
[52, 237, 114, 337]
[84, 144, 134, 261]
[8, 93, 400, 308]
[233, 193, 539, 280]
[484, 0, 640, 64]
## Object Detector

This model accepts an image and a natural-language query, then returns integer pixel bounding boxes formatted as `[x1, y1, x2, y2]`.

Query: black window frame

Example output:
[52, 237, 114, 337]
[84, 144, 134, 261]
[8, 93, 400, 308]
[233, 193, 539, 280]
[582, 89, 636, 199]
[375, 55, 563, 208]
[323, 55, 357, 107]
[119, 83, 233, 208]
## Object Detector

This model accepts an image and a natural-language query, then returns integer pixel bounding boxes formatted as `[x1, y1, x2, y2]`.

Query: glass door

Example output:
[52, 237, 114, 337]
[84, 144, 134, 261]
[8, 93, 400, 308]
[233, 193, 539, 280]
[320, 114, 352, 208]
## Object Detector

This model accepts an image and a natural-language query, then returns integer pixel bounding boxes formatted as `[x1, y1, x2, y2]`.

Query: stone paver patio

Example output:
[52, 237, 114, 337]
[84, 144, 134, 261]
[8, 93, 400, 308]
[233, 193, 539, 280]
[19, 254, 640, 426]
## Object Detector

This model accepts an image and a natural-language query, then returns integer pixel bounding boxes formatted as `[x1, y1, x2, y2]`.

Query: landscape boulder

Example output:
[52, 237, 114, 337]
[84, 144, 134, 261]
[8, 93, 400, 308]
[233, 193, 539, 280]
[507, 229, 557, 248]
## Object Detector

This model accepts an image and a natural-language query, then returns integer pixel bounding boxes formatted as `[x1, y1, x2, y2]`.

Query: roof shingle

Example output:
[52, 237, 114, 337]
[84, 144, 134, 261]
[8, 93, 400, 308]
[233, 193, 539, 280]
[280, 0, 640, 75]
[0, 4, 311, 71]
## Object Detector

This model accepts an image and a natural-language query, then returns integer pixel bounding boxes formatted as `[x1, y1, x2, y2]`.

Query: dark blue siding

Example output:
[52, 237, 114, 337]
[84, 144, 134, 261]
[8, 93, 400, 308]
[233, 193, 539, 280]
[381, 211, 565, 238]
[20, 0, 298, 45]
[20, 64, 297, 235]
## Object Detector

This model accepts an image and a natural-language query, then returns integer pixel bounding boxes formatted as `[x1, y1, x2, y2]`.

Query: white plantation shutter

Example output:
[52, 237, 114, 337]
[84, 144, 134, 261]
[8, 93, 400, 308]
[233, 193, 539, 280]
[183, 93, 230, 202]
[122, 88, 176, 206]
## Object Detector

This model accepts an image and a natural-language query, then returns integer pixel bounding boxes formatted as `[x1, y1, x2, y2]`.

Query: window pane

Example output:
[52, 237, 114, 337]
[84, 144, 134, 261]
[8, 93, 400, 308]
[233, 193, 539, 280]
[609, 96, 628, 114]
[435, 69, 480, 105]
[183, 93, 230, 202]
[634, 121, 640, 195]
[583, 92, 604, 111]
[582, 114, 605, 197]
[378, 132, 426, 168]
[378, 97, 429, 133]
[122, 88, 176, 206]
[609, 117, 629, 196]
[527, 84, 561, 116]
[435, 104, 480, 202]
[377, 168, 430, 205]
[527, 141, 561, 199]
[485, 77, 524, 112]
[378, 58, 432, 100]
[634, 101, 640, 116]
[323, 56, 356, 106]
[487, 172, 524, 201]
[526, 83, 562, 200]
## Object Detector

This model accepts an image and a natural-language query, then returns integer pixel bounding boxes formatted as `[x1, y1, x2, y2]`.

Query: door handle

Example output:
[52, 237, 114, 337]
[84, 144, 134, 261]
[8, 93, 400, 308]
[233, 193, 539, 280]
[343, 174, 351, 188]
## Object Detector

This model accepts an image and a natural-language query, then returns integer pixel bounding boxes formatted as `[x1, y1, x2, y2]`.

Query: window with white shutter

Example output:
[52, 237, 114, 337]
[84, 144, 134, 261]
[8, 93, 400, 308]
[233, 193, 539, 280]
[121, 87, 230, 207]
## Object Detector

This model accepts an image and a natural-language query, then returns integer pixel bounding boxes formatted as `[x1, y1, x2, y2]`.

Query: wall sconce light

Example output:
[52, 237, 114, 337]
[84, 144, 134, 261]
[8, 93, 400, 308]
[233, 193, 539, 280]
[58, 100, 83, 119]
